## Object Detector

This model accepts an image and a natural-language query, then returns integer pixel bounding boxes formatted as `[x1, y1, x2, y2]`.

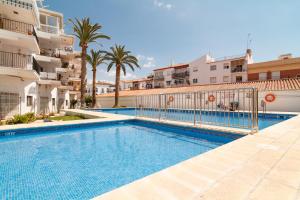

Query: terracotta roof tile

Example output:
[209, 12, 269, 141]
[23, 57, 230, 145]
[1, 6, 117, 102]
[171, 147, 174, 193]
[97, 78, 300, 97]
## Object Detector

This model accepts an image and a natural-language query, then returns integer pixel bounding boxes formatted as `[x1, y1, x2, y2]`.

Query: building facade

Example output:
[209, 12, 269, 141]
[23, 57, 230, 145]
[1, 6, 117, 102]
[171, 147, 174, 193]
[0, 1, 81, 119]
[153, 64, 190, 88]
[120, 78, 153, 91]
[189, 49, 253, 85]
[248, 54, 300, 81]
[86, 81, 115, 96]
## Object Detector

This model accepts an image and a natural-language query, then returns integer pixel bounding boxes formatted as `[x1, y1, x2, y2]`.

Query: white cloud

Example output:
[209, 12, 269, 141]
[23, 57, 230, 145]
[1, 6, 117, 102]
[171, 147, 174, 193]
[154, 0, 173, 10]
[137, 54, 156, 68]
[107, 70, 137, 80]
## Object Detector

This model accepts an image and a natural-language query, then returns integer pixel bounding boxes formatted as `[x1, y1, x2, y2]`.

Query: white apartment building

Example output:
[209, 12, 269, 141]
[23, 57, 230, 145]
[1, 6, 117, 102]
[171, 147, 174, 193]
[153, 64, 190, 88]
[0, 0, 81, 119]
[120, 77, 153, 90]
[189, 49, 253, 85]
[86, 81, 115, 95]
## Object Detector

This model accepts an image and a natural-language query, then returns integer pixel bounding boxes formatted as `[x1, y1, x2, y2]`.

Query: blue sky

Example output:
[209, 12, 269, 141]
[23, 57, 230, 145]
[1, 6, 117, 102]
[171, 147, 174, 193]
[44, 0, 300, 82]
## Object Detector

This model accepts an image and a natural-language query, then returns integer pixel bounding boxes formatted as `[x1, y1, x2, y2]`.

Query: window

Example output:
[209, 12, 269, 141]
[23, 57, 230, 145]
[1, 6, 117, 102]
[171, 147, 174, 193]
[166, 81, 171, 86]
[223, 63, 230, 69]
[259, 72, 267, 80]
[236, 76, 243, 82]
[47, 16, 58, 27]
[101, 88, 104, 93]
[65, 100, 68, 106]
[193, 79, 198, 84]
[223, 76, 229, 82]
[272, 71, 280, 80]
[27, 96, 33, 106]
[193, 67, 198, 72]
[210, 65, 217, 71]
[52, 98, 55, 106]
[210, 77, 216, 83]
[40, 14, 47, 25]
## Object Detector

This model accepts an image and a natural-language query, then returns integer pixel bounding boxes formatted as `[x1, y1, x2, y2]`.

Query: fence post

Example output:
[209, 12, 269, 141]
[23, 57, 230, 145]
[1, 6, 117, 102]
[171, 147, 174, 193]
[158, 94, 161, 121]
[135, 96, 137, 117]
[193, 92, 196, 126]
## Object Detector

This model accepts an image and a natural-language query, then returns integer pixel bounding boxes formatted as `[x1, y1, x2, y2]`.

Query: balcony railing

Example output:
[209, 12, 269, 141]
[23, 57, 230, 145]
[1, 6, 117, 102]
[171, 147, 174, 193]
[0, 17, 39, 43]
[231, 67, 246, 73]
[172, 71, 189, 79]
[1, 0, 33, 10]
[39, 24, 59, 34]
[0, 51, 32, 69]
[154, 76, 164, 81]
[40, 72, 57, 80]
[0, 17, 32, 34]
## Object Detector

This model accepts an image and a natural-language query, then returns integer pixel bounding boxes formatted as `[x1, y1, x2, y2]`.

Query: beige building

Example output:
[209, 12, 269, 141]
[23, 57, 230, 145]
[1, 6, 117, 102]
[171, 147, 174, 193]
[0, 1, 81, 119]
[248, 54, 300, 81]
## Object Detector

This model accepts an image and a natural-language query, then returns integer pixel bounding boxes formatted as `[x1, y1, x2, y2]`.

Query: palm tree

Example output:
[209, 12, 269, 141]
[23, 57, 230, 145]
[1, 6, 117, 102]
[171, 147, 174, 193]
[104, 45, 140, 107]
[87, 49, 106, 107]
[69, 18, 110, 107]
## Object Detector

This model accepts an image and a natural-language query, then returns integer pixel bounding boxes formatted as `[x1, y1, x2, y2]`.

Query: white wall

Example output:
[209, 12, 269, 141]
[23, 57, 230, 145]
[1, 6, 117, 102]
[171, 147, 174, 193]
[0, 76, 38, 116]
[38, 85, 59, 114]
[189, 55, 232, 85]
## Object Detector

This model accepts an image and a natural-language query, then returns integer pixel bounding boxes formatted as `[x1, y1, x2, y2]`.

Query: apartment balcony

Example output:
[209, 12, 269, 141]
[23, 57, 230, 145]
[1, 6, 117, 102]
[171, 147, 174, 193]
[0, 51, 39, 80]
[40, 72, 57, 80]
[0, 18, 39, 53]
[68, 74, 81, 82]
[56, 68, 68, 73]
[154, 76, 164, 81]
[39, 24, 59, 34]
[172, 71, 189, 79]
[231, 66, 246, 73]
[0, 0, 39, 26]
[38, 72, 61, 85]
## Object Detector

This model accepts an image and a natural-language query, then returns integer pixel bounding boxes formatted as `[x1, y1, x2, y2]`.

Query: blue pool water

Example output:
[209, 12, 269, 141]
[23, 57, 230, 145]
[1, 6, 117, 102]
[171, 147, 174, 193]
[0, 120, 241, 200]
[96, 108, 294, 130]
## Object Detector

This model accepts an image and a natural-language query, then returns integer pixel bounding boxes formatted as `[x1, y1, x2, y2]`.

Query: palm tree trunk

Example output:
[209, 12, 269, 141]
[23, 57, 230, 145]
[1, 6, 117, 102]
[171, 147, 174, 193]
[92, 66, 96, 108]
[114, 64, 121, 107]
[80, 45, 87, 108]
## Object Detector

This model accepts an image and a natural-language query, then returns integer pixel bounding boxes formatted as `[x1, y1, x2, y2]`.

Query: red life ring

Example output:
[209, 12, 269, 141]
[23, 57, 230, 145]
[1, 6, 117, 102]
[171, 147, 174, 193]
[208, 95, 215, 102]
[265, 93, 276, 103]
[168, 96, 174, 102]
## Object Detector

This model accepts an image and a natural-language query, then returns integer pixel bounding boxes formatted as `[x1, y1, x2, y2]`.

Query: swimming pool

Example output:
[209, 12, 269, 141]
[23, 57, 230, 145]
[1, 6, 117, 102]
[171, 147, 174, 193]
[0, 120, 241, 200]
[95, 108, 295, 130]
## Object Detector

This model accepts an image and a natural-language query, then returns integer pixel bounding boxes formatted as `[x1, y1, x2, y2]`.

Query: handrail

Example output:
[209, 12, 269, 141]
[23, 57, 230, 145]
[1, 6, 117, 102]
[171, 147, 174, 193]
[1, 0, 33, 10]
[0, 17, 39, 44]
[135, 88, 259, 133]
[0, 17, 33, 34]
[0, 51, 31, 69]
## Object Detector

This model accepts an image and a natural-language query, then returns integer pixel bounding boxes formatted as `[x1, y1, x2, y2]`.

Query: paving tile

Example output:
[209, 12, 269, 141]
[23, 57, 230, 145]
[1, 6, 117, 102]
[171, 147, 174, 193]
[248, 179, 298, 200]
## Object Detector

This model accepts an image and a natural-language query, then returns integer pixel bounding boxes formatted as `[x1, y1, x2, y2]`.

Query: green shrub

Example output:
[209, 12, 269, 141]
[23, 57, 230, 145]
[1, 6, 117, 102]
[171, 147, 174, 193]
[7, 112, 37, 124]
[24, 112, 36, 122]
[85, 96, 93, 107]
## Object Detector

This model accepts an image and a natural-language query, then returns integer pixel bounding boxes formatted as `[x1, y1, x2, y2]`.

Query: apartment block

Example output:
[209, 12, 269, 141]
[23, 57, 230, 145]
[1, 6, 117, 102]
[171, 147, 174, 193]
[0, 0, 81, 119]
[153, 64, 189, 88]
[189, 49, 253, 85]
[121, 77, 153, 90]
[87, 81, 115, 96]
[248, 54, 300, 81]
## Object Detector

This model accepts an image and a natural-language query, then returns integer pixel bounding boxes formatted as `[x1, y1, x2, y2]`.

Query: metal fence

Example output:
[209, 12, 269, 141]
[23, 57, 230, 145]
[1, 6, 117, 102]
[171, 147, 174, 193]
[0, 51, 32, 69]
[135, 88, 259, 132]
[0, 92, 20, 120]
